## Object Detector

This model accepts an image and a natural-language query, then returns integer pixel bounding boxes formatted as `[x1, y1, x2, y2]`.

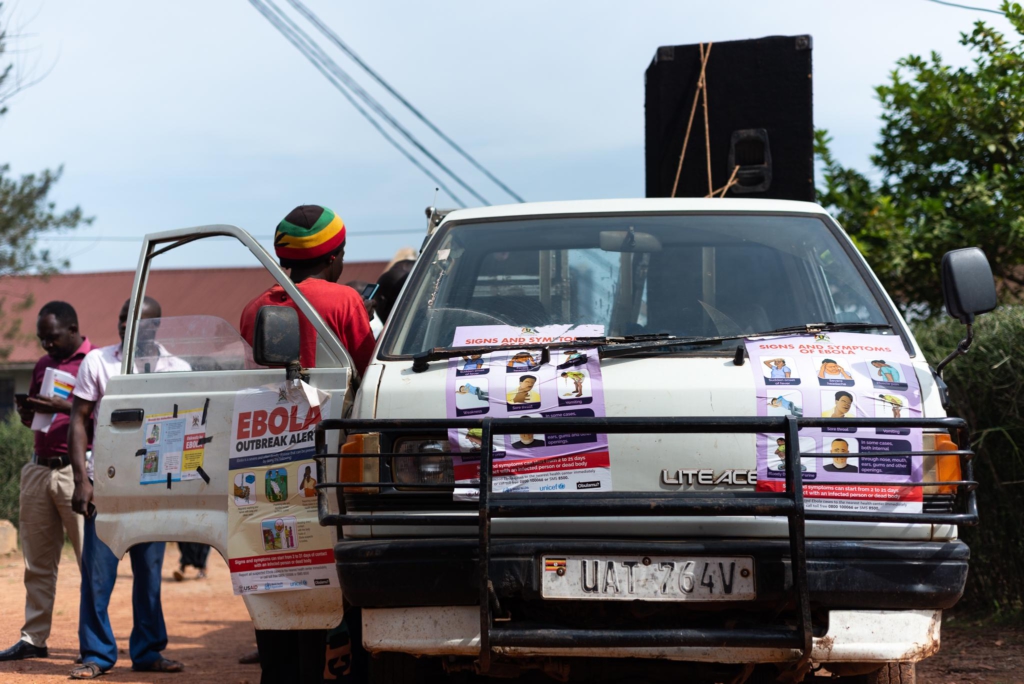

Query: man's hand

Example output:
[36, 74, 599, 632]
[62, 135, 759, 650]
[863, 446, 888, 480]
[17, 401, 34, 425]
[72, 479, 94, 516]
[24, 395, 72, 415]
[68, 395, 97, 516]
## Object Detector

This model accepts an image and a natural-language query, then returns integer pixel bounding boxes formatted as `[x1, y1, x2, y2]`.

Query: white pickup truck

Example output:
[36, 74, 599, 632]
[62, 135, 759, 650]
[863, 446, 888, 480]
[95, 198, 996, 683]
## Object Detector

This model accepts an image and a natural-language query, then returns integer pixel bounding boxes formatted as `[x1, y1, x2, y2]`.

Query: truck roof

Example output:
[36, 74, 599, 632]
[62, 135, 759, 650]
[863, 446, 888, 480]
[439, 197, 830, 225]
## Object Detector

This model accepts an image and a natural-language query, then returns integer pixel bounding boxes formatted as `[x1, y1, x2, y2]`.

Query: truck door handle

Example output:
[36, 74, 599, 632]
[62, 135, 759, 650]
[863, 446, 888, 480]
[111, 409, 145, 425]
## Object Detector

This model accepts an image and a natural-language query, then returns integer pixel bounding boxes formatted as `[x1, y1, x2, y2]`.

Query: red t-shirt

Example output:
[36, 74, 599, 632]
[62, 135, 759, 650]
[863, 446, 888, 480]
[240, 279, 375, 375]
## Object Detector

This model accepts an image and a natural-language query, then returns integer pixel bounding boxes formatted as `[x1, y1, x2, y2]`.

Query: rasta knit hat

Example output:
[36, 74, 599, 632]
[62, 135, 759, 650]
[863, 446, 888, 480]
[274, 205, 346, 262]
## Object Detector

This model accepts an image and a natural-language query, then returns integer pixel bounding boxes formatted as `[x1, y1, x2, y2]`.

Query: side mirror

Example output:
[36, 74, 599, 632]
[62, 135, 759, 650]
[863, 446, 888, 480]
[253, 306, 301, 379]
[936, 247, 997, 377]
[942, 247, 997, 324]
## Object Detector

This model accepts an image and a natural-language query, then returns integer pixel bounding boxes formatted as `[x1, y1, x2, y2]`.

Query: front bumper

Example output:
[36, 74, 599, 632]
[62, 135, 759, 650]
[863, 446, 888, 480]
[318, 415, 976, 667]
[335, 537, 969, 611]
[360, 606, 942, 663]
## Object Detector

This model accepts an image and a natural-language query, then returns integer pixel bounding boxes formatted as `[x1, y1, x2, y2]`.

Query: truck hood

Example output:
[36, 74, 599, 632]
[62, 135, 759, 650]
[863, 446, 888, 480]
[374, 355, 758, 492]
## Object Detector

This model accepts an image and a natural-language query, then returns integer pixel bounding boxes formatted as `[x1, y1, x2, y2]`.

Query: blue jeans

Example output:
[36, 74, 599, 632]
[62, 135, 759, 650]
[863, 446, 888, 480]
[79, 514, 167, 670]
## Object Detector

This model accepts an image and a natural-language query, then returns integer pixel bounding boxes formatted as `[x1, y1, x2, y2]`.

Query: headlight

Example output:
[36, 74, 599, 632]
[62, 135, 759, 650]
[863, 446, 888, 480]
[392, 438, 454, 488]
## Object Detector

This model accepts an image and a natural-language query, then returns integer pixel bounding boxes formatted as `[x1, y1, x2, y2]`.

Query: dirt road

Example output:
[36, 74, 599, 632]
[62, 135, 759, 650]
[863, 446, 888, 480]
[1, 546, 1022, 683]
[917, 619, 1024, 684]
[0, 546, 258, 683]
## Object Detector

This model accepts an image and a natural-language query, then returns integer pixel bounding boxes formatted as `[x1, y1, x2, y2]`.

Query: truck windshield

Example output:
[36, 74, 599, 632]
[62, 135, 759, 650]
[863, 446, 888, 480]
[382, 214, 892, 357]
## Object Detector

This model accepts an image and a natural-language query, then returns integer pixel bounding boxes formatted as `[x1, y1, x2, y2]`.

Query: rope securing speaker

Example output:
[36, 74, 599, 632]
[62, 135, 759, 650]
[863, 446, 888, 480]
[706, 164, 740, 198]
[669, 41, 739, 200]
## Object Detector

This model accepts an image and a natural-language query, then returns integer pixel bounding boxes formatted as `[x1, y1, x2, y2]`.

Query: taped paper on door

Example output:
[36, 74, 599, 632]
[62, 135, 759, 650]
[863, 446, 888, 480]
[139, 408, 205, 484]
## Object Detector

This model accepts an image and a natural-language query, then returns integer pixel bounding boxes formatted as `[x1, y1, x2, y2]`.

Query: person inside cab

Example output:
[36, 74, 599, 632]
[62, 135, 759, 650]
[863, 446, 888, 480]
[240, 204, 375, 375]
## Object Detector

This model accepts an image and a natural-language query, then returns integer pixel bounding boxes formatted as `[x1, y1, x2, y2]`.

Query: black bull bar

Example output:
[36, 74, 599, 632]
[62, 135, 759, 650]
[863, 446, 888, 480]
[313, 415, 976, 670]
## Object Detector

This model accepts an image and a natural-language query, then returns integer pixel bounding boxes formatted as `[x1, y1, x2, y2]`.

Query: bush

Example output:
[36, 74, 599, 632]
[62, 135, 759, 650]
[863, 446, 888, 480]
[0, 411, 33, 528]
[913, 306, 1024, 612]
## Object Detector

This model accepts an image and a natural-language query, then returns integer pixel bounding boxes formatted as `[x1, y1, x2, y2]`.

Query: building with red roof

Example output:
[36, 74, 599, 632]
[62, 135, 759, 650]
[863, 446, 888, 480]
[0, 262, 389, 415]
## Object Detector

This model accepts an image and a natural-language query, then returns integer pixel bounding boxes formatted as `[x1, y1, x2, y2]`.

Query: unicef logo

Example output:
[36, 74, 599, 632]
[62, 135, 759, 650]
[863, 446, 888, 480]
[558, 483, 565, 490]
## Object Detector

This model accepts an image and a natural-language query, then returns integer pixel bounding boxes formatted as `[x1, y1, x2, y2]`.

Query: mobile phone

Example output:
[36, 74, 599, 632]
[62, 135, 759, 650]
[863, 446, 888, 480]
[15, 393, 28, 406]
[360, 283, 380, 301]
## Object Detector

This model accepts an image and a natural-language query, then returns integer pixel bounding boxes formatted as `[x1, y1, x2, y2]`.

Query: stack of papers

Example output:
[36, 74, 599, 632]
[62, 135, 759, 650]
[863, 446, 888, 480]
[30, 367, 77, 433]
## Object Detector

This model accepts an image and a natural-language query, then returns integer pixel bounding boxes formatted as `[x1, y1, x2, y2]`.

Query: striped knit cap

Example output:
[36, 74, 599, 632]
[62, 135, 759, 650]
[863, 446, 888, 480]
[274, 205, 346, 262]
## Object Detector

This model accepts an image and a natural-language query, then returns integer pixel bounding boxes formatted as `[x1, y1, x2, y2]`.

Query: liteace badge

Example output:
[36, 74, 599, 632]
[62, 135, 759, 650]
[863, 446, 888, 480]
[660, 469, 758, 486]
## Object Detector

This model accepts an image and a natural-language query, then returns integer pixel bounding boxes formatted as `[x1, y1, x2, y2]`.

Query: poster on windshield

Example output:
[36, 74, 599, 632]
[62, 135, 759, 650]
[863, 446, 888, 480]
[226, 381, 337, 595]
[447, 325, 612, 498]
[140, 408, 205, 484]
[746, 332, 924, 513]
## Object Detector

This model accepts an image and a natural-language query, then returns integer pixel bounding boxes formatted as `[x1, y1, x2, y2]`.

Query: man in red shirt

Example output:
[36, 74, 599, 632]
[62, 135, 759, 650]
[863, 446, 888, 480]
[0, 302, 92, 662]
[238, 204, 374, 683]
[240, 204, 374, 376]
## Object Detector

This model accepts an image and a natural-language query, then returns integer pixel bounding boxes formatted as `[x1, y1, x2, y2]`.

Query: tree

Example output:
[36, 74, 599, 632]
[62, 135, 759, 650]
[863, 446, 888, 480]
[817, 1, 1024, 313]
[0, 2, 90, 357]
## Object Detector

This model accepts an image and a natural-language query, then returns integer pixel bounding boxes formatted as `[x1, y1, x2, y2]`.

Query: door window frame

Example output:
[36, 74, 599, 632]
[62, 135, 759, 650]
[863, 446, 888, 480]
[121, 224, 354, 375]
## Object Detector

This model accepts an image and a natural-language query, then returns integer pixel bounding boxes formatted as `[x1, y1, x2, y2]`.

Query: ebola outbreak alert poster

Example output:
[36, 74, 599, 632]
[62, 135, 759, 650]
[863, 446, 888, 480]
[746, 332, 924, 513]
[227, 381, 336, 595]
[447, 325, 611, 499]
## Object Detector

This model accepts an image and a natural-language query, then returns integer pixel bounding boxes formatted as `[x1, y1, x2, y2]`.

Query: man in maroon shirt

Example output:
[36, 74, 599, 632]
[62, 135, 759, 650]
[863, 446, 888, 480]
[0, 301, 93, 662]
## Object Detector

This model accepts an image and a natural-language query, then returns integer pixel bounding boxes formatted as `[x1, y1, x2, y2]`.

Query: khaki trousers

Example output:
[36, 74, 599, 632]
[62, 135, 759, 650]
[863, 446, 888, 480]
[18, 461, 84, 647]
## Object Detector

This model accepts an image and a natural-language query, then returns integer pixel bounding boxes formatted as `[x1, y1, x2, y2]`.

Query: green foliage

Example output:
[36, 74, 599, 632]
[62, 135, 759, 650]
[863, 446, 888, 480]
[0, 164, 90, 277]
[0, 2, 90, 277]
[0, 411, 33, 529]
[0, 3, 90, 358]
[817, 1, 1024, 312]
[914, 306, 1024, 611]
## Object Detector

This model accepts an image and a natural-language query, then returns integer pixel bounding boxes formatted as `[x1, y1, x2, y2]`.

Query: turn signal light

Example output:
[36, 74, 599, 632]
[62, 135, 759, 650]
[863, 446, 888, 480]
[922, 433, 962, 496]
[340, 433, 380, 493]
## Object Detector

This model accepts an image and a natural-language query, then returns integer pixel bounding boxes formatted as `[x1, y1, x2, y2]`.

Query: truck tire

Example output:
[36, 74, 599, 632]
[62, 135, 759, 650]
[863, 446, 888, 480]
[838, 662, 916, 684]
[368, 652, 432, 684]
[867, 662, 916, 684]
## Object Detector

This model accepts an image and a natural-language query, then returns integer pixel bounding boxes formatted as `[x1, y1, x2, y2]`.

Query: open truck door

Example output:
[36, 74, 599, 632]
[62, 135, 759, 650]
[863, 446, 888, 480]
[92, 225, 353, 629]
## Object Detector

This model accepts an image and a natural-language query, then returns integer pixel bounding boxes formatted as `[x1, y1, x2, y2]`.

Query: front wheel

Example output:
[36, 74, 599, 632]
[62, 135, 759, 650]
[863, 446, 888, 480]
[868, 662, 915, 684]
[838, 662, 916, 684]
[368, 652, 433, 684]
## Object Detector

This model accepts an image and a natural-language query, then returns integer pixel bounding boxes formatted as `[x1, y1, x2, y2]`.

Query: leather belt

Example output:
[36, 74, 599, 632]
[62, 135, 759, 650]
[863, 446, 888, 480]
[32, 453, 71, 469]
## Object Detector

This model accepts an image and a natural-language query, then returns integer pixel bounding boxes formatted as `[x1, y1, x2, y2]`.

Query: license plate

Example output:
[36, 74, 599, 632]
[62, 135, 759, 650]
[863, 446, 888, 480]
[541, 555, 755, 601]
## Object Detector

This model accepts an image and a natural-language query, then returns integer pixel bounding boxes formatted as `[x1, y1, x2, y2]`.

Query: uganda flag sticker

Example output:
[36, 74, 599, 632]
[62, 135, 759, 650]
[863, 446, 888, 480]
[544, 558, 567, 572]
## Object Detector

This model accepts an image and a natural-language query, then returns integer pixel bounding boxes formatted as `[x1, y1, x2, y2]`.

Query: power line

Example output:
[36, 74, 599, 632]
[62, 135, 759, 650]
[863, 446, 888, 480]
[248, 0, 467, 207]
[255, 0, 491, 206]
[262, 0, 489, 205]
[923, 0, 1003, 14]
[285, 0, 525, 203]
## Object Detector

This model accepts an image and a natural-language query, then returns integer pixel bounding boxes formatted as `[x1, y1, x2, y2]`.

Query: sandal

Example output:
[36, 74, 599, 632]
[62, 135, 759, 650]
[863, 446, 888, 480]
[70, 662, 107, 679]
[132, 657, 184, 673]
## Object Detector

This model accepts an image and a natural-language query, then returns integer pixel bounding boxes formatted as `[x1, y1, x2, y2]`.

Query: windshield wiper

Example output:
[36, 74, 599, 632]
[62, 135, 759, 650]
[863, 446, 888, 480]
[747, 322, 892, 336]
[410, 334, 680, 372]
[598, 322, 893, 360]
[411, 323, 892, 370]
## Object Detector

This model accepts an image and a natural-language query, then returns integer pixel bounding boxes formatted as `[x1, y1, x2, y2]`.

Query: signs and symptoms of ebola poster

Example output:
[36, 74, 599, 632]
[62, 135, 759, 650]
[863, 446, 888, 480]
[227, 382, 336, 595]
[746, 332, 924, 513]
[140, 408, 206, 484]
[447, 325, 612, 498]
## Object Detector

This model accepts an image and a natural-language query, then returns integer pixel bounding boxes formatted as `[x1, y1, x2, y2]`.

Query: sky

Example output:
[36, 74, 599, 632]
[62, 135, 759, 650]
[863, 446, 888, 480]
[0, 0, 1015, 272]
